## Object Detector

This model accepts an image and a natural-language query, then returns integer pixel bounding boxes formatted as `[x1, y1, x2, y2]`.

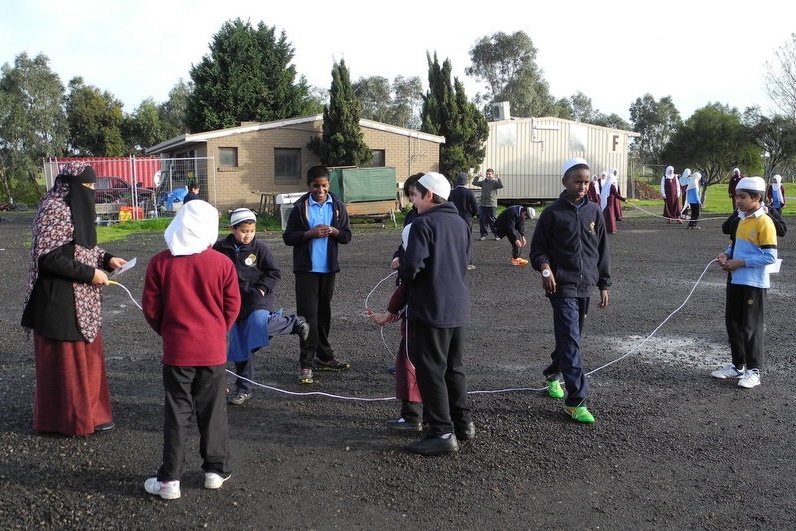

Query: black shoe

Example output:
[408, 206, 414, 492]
[455, 421, 475, 441]
[386, 418, 423, 432]
[293, 316, 310, 341]
[408, 434, 459, 456]
[93, 421, 115, 433]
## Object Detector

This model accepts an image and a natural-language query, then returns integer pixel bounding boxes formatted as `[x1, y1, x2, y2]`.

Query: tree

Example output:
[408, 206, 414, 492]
[308, 59, 372, 167]
[353, 75, 423, 129]
[124, 98, 165, 154]
[353, 76, 392, 123]
[0, 52, 68, 200]
[391, 76, 423, 129]
[744, 107, 796, 177]
[466, 31, 556, 118]
[159, 79, 192, 139]
[186, 18, 316, 132]
[765, 33, 796, 119]
[65, 77, 126, 156]
[661, 103, 761, 202]
[422, 53, 488, 176]
[629, 94, 682, 164]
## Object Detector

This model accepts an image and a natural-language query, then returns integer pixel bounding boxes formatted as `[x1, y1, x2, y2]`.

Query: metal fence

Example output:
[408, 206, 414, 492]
[43, 156, 216, 221]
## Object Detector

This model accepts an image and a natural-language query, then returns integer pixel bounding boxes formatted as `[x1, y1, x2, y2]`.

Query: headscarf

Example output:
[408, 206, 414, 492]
[164, 199, 219, 256]
[661, 166, 675, 197]
[600, 173, 615, 211]
[679, 168, 691, 187]
[24, 162, 105, 342]
[58, 162, 98, 248]
[770, 174, 784, 205]
[687, 171, 701, 191]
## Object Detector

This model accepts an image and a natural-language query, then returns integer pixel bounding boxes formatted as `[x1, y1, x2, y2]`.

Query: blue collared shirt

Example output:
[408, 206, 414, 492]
[308, 194, 333, 273]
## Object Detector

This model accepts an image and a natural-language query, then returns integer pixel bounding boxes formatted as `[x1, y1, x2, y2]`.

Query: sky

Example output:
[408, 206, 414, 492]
[2, 0, 793, 123]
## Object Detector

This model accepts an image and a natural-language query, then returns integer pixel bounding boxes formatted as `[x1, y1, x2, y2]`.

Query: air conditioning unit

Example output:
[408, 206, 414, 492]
[491, 101, 511, 121]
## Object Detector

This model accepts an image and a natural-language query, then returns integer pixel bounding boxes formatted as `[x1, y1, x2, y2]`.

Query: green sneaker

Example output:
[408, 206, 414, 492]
[547, 379, 564, 399]
[566, 406, 595, 423]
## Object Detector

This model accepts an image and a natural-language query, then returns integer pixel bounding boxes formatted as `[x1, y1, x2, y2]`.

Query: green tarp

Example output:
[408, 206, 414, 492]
[328, 167, 396, 202]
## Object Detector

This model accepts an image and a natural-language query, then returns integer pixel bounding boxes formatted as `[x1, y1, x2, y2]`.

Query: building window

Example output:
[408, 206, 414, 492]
[219, 147, 238, 167]
[363, 149, 385, 167]
[275, 148, 301, 182]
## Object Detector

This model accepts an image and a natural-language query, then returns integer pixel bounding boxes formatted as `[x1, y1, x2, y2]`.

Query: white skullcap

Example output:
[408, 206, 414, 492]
[736, 176, 766, 192]
[230, 208, 257, 226]
[562, 157, 589, 176]
[525, 207, 536, 219]
[418, 172, 451, 200]
[164, 200, 219, 256]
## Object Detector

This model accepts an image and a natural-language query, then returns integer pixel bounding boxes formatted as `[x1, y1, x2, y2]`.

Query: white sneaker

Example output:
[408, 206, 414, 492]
[711, 364, 745, 379]
[737, 368, 761, 389]
[144, 477, 181, 499]
[204, 472, 231, 489]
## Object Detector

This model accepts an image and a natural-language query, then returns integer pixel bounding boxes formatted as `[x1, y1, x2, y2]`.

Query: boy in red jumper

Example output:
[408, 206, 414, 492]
[142, 200, 241, 500]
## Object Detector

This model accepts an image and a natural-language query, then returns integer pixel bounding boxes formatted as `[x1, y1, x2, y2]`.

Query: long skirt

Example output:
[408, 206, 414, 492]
[33, 332, 112, 436]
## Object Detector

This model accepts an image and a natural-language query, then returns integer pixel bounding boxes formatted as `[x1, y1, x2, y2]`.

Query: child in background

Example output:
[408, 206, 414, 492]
[494, 205, 535, 266]
[766, 174, 786, 214]
[448, 172, 479, 270]
[142, 200, 241, 500]
[713, 177, 778, 389]
[530, 158, 611, 424]
[686, 172, 703, 229]
[213, 208, 309, 405]
[184, 182, 201, 203]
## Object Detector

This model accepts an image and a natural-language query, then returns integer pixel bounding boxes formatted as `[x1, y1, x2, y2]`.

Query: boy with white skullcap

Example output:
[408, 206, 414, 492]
[214, 208, 310, 405]
[529, 158, 611, 423]
[142, 200, 241, 499]
[398, 172, 474, 455]
[713, 177, 778, 389]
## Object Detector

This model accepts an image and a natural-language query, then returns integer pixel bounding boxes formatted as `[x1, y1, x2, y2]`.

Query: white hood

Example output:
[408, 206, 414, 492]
[164, 200, 220, 256]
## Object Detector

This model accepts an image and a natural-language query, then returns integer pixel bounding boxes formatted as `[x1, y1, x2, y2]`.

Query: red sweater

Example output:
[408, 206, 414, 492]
[143, 247, 241, 366]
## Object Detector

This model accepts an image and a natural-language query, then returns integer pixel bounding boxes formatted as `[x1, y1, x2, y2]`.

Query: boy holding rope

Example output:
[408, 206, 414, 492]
[713, 177, 778, 389]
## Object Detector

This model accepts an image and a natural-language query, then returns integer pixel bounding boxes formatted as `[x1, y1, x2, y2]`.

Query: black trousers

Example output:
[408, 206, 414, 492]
[158, 364, 230, 481]
[687, 203, 701, 227]
[295, 271, 336, 369]
[410, 322, 471, 437]
[726, 284, 766, 370]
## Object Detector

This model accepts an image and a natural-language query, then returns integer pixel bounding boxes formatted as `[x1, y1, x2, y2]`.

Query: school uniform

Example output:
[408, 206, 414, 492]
[530, 191, 611, 407]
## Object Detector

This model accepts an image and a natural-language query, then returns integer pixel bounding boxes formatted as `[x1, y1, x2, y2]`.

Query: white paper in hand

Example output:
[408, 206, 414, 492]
[765, 258, 782, 275]
[111, 257, 137, 278]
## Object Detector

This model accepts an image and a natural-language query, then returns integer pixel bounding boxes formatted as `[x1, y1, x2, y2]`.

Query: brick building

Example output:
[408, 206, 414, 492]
[146, 115, 444, 211]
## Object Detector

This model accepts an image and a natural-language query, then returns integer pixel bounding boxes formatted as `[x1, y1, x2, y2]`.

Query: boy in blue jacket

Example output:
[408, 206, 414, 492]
[214, 208, 309, 404]
[530, 158, 611, 423]
[282, 166, 352, 384]
[399, 172, 473, 455]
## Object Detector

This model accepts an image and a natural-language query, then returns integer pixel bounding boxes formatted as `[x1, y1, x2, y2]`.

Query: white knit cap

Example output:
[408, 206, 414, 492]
[164, 200, 219, 256]
[418, 172, 451, 200]
[230, 208, 257, 226]
[736, 176, 766, 193]
[562, 157, 589, 176]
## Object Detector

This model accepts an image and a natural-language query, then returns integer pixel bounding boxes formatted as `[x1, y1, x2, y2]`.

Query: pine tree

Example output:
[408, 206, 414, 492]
[421, 53, 488, 176]
[308, 59, 372, 166]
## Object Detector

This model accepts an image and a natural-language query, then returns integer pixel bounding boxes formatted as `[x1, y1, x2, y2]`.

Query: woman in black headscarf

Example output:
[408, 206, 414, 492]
[22, 162, 127, 436]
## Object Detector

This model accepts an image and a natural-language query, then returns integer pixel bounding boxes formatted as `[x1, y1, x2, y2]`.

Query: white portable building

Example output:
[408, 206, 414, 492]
[482, 116, 640, 201]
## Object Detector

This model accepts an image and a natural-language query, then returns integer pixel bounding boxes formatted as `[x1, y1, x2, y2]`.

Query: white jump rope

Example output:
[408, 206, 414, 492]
[110, 255, 720, 402]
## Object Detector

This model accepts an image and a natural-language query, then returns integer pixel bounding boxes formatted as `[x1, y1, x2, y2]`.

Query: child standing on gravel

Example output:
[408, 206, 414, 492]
[214, 208, 309, 406]
[530, 157, 611, 424]
[142, 200, 241, 499]
[713, 177, 778, 389]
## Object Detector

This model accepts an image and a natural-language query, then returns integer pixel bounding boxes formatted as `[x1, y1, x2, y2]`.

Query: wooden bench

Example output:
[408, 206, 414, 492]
[345, 200, 397, 227]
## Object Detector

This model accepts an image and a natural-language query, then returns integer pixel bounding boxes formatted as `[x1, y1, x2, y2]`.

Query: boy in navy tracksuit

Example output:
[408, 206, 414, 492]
[448, 172, 479, 269]
[495, 204, 535, 266]
[530, 158, 611, 423]
[214, 208, 309, 404]
[399, 172, 473, 456]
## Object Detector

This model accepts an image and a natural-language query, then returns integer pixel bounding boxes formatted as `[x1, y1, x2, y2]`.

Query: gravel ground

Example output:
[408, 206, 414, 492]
[1, 207, 795, 530]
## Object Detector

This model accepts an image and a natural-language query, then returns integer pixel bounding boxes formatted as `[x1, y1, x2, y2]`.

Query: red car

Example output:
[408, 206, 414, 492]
[95, 176, 153, 205]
